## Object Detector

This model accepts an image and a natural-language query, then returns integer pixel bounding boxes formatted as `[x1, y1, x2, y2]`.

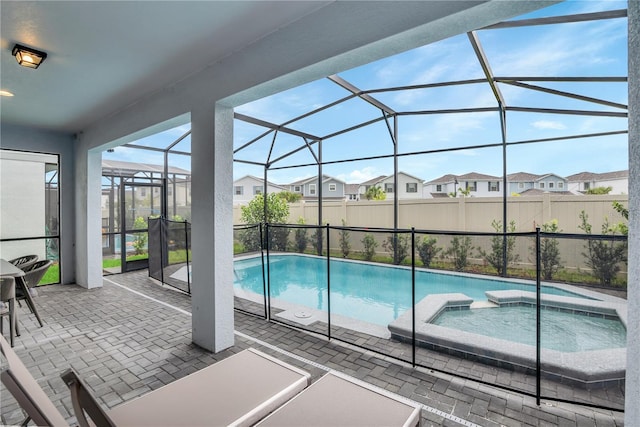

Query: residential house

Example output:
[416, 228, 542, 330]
[567, 170, 628, 194]
[424, 172, 502, 198]
[233, 175, 286, 205]
[345, 184, 361, 201]
[359, 172, 423, 199]
[289, 174, 346, 201]
[507, 172, 570, 195]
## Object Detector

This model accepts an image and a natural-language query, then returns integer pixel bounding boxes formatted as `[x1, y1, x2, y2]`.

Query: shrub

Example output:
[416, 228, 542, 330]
[578, 210, 627, 286]
[382, 234, 410, 265]
[417, 236, 441, 268]
[132, 216, 148, 255]
[446, 236, 474, 271]
[532, 220, 562, 280]
[338, 220, 351, 258]
[239, 193, 290, 251]
[361, 233, 378, 261]
[477, 220, 519, 275]
[294, 218, 308, 253]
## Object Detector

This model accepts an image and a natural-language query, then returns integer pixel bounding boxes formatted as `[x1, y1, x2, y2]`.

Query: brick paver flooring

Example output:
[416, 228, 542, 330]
[1, 270, 624, 426]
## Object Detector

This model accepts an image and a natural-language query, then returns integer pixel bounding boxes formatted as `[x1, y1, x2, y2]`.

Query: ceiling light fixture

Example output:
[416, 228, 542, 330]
[12, 44, 47, 69]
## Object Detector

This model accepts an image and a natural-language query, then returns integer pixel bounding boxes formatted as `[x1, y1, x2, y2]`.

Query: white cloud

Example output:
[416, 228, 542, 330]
[531, 120, 567, 130]
[337, 166, 382, 184]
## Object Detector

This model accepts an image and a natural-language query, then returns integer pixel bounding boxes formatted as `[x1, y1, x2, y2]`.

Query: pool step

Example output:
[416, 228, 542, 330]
[470, 300, 499, 309]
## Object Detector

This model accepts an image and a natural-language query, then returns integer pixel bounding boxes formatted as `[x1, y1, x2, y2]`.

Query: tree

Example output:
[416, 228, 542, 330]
[382, 234, 410, 265]
[417, 236, 441, 268]
[338, 219, 351, 258]
[277, 190, 303, 203]
[132, 216, 148, 255]
[445, 236, 474, 271]
[478, 220, 519, 275]
[364, 185, 386, 201]
[578, 210, 627, 286]
[294, 217, 308, 253]
[239, 193, 290, 251]
[457, 187, 472, 197]
[361, 233, 378, 261]
[532, 219, 562, 280]
[612, 201, 629, 235]
[586, 186, 612, 195]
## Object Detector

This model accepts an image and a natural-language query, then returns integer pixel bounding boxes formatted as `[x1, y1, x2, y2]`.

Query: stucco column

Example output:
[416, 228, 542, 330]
[74, 143, 103, 289]
[626, 0, 639, 423]
[190, 103, 234, 352]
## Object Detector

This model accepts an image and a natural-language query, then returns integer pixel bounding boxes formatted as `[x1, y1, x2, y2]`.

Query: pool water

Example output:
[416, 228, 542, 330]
[433, 306, 626, 352]
[233, 254, 594, 326]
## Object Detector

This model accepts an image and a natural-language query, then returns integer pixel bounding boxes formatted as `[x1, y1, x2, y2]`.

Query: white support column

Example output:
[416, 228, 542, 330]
[626, 0, 639, 423]
[190, 103, 235, 352]
[74, 144, 103, 289]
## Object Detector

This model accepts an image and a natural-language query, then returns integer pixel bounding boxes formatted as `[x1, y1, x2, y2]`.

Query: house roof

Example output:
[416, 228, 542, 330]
[233, 175, 286, 190]
[518, 188, 577, 196]
[506, 172, 541, 182]
[359, 175, 388, 186]
[345, 184, 360, 194]
[289, 174, 345, 186]
[566, 170, 629, 182]
[426, 172, 499, 184]
[425, 174, 458, 185]
[102, 159, 191, 176]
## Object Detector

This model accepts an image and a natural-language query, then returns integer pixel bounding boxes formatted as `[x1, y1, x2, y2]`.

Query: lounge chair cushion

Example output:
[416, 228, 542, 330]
[106, 348, 310, 427]
[257, 372, 421, 427]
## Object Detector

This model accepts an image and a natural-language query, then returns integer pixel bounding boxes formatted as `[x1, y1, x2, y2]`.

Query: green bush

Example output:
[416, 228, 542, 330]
[578, 211, 627, 286]
[477, 220, 519, 276]
[294, 218, 308, 253]
[338, 220, 351, 258]
[446, 236, 474, 271]
[361, 233, 378, 261]
[417, 236, 441, 268]
[382, 234, 410, 265]
[534, 219, 562, 280]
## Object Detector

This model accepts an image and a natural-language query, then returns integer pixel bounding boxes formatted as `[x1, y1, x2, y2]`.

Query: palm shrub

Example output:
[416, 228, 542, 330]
[578, 211, 627, 286]
[338, 219, 351, 258]
[361, 233, 378, 261]
[477, 220, 519, 275]
[382, 234, 410, 265]
[294, 217, 308, 253]
[532, 219, 562, 280]
[417, 236, 441, 268]
[132, 216, 148, 255]
[446, 236, 474, 271]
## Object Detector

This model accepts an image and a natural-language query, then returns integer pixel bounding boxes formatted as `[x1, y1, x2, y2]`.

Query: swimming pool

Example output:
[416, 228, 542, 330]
[233, 254, 594, 326]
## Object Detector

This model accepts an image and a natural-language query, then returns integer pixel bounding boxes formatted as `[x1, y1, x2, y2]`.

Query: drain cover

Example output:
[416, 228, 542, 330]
[294, 311, 312, 319]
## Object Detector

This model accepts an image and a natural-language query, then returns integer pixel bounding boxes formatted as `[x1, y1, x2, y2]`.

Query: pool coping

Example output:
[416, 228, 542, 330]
[388, 291, 627, 388]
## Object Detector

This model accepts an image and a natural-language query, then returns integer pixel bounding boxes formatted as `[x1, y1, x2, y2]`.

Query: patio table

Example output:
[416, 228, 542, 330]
[0, 259, 44, 328]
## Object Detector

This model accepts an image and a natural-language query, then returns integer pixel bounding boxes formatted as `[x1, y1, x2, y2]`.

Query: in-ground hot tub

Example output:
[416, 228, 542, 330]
[388, 290, 627, 388]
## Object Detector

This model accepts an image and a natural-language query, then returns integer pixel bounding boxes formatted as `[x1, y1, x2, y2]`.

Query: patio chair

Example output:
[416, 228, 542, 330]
[8, 255, 38, 271]
[1, 277, 17, 347]
[256, 372, 422, 427]
[0, 335, 311, 427]
[15, 260, 51, 328]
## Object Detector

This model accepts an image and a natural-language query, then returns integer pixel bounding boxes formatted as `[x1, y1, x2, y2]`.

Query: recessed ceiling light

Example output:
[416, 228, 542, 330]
[0, 90, 15, 97]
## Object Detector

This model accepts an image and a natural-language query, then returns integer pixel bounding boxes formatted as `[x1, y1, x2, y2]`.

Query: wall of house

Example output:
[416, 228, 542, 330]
[0, 124, 76, 284]
[378, 175, 423, 199]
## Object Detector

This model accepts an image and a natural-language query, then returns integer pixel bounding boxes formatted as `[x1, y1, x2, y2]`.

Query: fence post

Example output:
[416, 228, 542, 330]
[259, 223, 267, 319]
[535, 227, 541, 406]
[265, 223, 271, 321]
[326, 223, 331, 340]
[411, 227, 416, 367]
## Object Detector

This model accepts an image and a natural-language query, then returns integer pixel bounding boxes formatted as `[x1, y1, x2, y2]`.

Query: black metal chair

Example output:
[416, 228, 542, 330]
[8, 255, 39, 271]
[0, 277, 17, 347]
[15, 260, 51, 328]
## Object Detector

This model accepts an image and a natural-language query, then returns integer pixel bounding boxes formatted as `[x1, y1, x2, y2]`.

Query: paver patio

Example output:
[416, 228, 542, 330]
[1, 270, 624, 426]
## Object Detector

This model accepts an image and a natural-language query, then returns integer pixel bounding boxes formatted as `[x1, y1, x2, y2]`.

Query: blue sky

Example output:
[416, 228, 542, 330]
[105, 0, 628, 185]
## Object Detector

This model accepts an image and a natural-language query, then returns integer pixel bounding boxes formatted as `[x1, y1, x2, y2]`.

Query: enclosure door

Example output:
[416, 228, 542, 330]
[121, 182, 163, 272]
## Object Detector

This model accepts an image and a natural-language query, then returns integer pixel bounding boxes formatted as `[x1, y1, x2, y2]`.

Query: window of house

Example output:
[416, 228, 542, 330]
[584, 182, 590, 190]
[518, 182, 524, 189]
[406, 183, 418, 193]
[436, 184, 442, 192]
[466, 181, 477, 192]
[349, 194, 358, 200]
[548, 182, 554, 189]
[329, 183, 337, 191]
[489, 181, 499, 192]
[140, 188, 146, 197]
[294, 185, 301, 192]
[309, 184, 316, 195]
[558, 182, 564, 189]
[384, 183, 394, 193]
[154, 187, 159, 194]
[234, 186, 243, 195]
[253, 186, 262, 195]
